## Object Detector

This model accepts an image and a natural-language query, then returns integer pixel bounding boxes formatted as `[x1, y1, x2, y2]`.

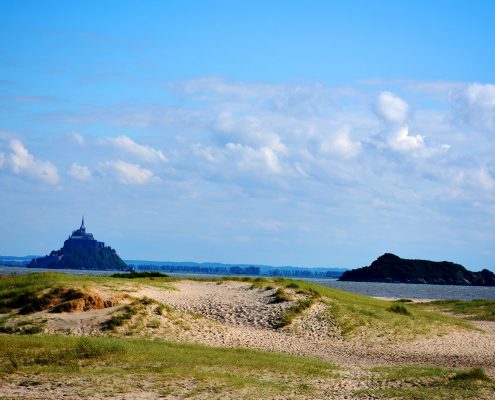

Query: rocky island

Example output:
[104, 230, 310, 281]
[27, 217, 128, 271]
[339, 253, 495, 286]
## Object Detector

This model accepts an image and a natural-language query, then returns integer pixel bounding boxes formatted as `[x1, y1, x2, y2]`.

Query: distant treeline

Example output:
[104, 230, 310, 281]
[133, 264, 343, 278]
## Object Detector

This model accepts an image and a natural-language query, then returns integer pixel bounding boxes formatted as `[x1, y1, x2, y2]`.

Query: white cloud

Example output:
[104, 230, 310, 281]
[213, 112, 287, 154]
[68, 163, 91, 181]
[225, 143, 282, 174]
[102, 135, 167, 163]
[99, 160, 158, 185]
[8, 140, 59, 185]
[454, 83, 495, 131]
[320, 127, 361, 159]
[375, 91, 409, 124]
[0, 151, 4, 168]
[388, 126, 424, 152]
[69, 132, 85, 145]
[476, 167, 495, 192]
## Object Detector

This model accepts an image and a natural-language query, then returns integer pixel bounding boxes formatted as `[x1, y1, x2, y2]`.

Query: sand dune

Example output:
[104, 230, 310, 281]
[35, 279, 494, 375]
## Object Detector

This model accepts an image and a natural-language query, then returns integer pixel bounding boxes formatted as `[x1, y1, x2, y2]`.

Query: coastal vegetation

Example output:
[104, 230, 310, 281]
[1, 335, 493, 399]
[413, 299, 495, 321]
[0, 335, 339, 398]
[361, 366, 495, 400]
[110, 271, 170, 279]
[244, 277, 472, 340]
[0, 273, 473, 341]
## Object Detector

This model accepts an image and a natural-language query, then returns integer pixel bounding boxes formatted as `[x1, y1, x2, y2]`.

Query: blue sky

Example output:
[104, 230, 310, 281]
[1, 1, 495, 270]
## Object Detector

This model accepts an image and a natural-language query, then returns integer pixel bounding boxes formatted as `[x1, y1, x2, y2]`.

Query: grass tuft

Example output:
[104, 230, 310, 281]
[277, 299, 314, 328]
[414, 299, 495, 321]
[102, 303, 139, 331]
[270, 288, 291, 303]
[451, 368, 492, 382]
[387, 303, 412, 316]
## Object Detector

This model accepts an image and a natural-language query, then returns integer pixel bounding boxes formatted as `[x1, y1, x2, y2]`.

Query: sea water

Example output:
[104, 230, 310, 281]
[1, 267, 494, 300]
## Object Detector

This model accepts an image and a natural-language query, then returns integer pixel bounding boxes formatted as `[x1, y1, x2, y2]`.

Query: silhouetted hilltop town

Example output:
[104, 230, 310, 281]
[339, 253, 495, 286]
[28, 217, 128, 271]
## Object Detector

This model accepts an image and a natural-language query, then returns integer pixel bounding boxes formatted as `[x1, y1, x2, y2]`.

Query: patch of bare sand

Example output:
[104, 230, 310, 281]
[135, 280, 296, 329]
[11, 280, 495, 374]
[0, 370, 383, 400]
[131, 280, 495, 375]
[43, 305, 122, 335]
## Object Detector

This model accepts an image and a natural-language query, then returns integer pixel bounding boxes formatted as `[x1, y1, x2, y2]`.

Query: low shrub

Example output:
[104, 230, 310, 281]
[451, 368, 492, 382]
[111, 271, 169, 279]
[102, 304, 138, 331]
[387, 303, 411, 316]
[271, 288, 291, 303]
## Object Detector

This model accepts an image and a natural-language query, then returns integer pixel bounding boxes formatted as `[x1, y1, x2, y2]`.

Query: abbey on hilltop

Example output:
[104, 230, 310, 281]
[28, 217, 128, 271]
[63, 217, 105, 249]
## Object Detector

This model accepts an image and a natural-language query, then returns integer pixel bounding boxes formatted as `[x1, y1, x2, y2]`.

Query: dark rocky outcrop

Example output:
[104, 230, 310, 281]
[339, 253, 495, 286]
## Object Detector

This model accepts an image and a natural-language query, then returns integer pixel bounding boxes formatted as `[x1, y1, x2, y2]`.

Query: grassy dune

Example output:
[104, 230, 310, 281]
[1, 335, 493, 399]
[247, 277, 473, 340]
[0, 335, 339, 398]
[0, 273, 474, 341]
[0, 272, 494, 398]
[0, 272, 174, 312]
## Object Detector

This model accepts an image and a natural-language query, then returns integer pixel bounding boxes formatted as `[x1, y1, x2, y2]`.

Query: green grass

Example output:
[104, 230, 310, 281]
[0, 272, 174, 314]
[0, 334, 339, 398]
[388, 303, 412, 316]
[0, 273, 475, 342]
[277, 299, 315, 328]
[362, 365, 495, 399]
[199, 276, 474, 340]
[413, 299, 495, 321]
[270, 288, 292, 303]
[262, 278, 472, 340]
[452, 367, 493, 382]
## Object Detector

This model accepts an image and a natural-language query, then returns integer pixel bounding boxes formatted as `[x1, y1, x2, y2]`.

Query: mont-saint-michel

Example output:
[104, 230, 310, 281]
[27, 218, 128, 271]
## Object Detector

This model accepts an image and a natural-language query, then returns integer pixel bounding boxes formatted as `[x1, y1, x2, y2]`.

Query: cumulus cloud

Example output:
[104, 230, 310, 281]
[320, 127, 361, 159]
[99, 160, 158, 185]
[101, 135, 167, 163]
[225, 143, 282, 174]
[375, 91, 409, 124]
[193, 140, 284, 177]
[388, 126, 424, 152]
[454, 83, 495, 131]
[68, 163, 92, 181]
[213, 112, 287, 154]
[69, 132, 85, 145]
[476, 167, 495, 192]
[7, 140, 59, 185]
